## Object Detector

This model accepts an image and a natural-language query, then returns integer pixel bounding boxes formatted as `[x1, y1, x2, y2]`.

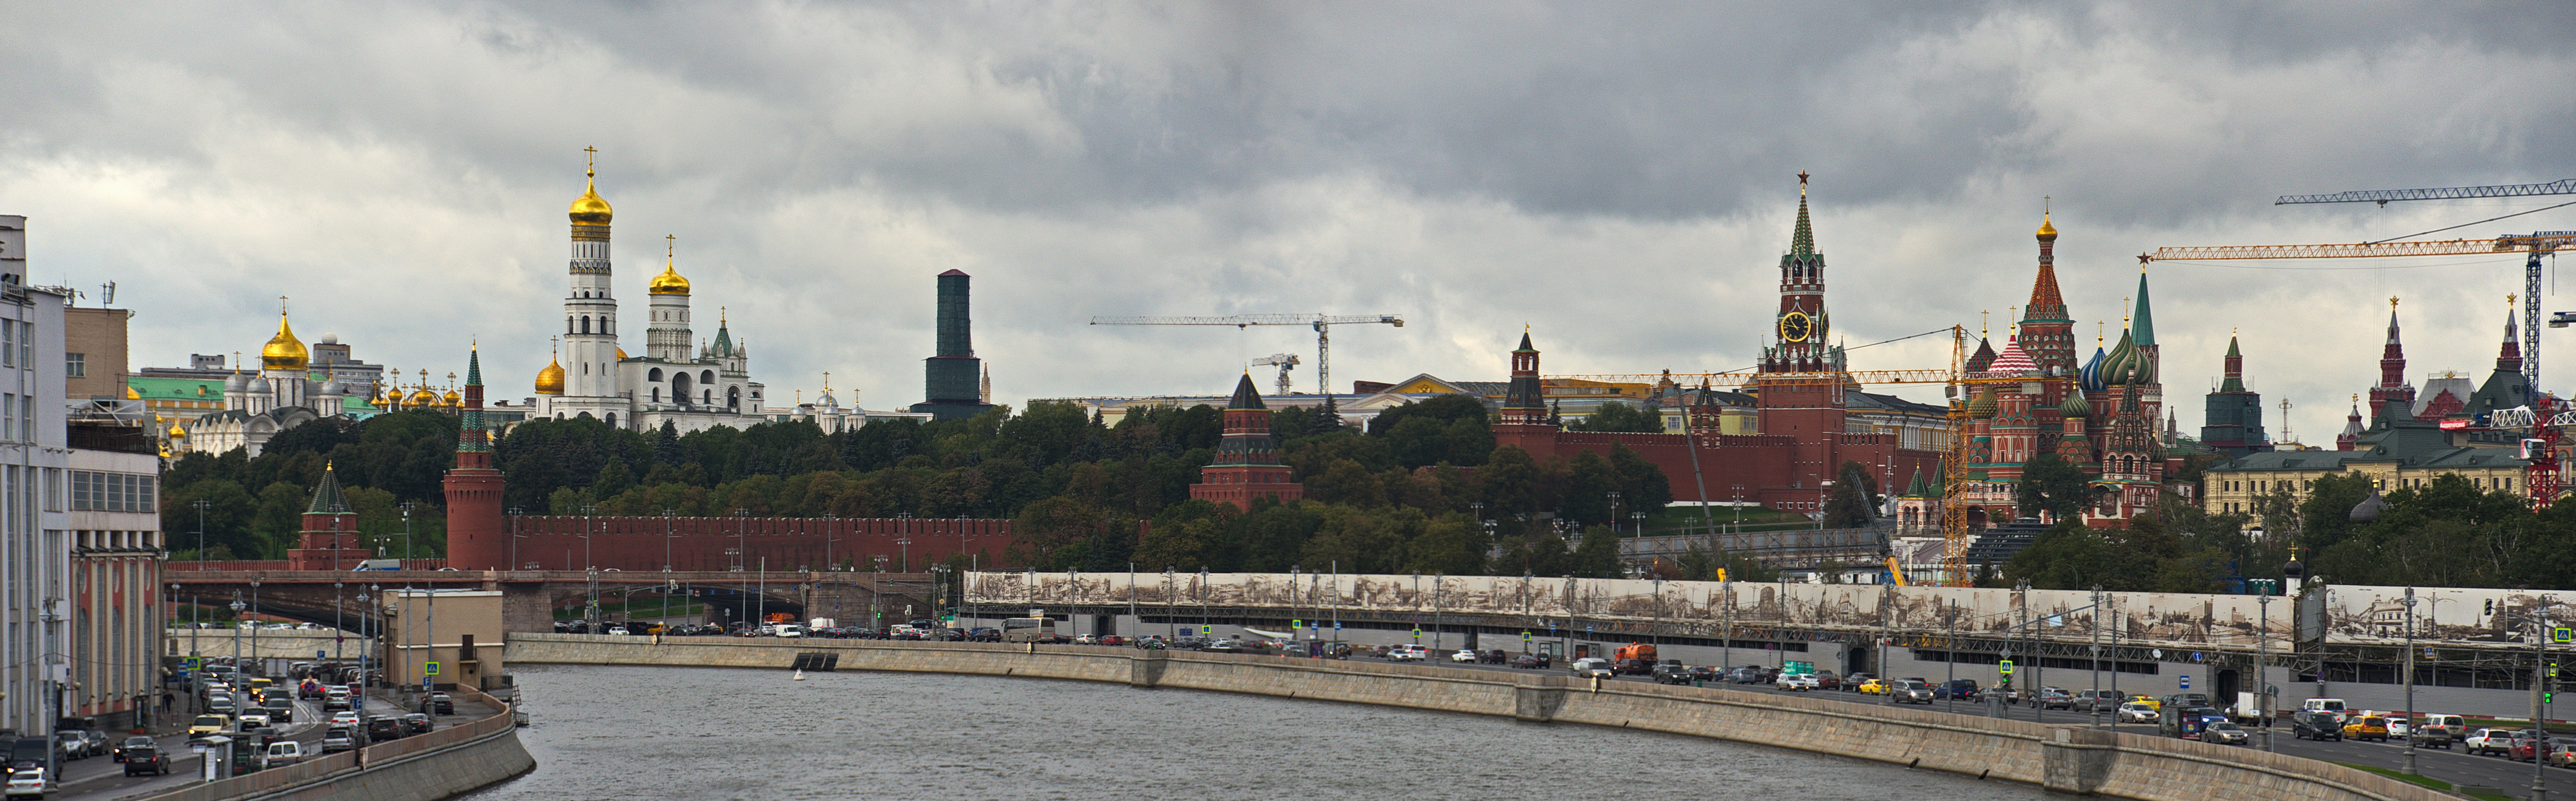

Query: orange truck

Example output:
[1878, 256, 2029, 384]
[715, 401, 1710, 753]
[1613, 643, 1658, 663]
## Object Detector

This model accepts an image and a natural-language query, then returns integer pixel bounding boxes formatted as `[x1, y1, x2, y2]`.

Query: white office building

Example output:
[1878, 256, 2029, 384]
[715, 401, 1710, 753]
[0, 215, 78, 738]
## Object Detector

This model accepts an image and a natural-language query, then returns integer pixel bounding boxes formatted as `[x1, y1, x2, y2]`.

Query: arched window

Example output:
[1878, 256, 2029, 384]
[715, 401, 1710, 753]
[727, 386, 740, 409]
[651, 388, 661, 403]
[567, 316, 575, 333]
[701, 370, 715, 385]
[607, 412, 618, 428]
[648, 368, 663, 382]
[673, 372, 694, 405]
[581, 316, 591, 334]
[702, 389, 712, 404]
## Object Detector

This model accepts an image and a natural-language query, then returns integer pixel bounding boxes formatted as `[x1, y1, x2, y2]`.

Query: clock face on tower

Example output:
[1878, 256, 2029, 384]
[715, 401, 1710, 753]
[1779, 311, 1813, 343]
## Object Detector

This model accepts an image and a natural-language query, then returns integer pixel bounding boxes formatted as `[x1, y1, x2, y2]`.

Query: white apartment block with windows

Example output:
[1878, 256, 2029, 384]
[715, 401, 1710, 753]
[0, 214, 77, 738]
[65, 444, 161, 731]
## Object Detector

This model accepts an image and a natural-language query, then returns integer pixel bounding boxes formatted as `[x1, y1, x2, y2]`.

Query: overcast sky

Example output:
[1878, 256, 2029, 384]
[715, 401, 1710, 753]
[4, 2, 2573, 440]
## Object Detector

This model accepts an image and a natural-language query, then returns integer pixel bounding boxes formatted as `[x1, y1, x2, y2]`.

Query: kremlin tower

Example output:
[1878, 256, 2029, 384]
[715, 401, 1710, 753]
[444, 347, 507, 570]
[2369, 298, 2417, 428]
[1187, 374, 1305, 511]
[286, 463, 370, 570]
[2198, 332, 2270, 457]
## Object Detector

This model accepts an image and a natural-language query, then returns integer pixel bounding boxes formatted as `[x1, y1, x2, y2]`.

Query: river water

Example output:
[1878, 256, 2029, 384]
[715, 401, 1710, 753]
[462, 663, 2051, 800]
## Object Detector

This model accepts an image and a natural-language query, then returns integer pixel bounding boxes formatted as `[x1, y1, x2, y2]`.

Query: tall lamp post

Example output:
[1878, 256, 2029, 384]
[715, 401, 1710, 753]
[2402, 586, 2418, 775]
[2251, 578, 2277, 752]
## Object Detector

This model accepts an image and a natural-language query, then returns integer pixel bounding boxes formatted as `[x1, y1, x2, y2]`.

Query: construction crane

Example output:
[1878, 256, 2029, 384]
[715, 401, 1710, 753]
[1251, 353, 1301, 394]
[2150, 232, 2576, 403]
[2468, 400, 2573, 508]
[2271, 178, 2576, 402]
[1089, 314, 1403, 395]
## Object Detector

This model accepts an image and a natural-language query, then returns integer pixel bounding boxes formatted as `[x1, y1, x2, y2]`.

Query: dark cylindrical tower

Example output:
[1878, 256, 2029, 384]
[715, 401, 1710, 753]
[936, 269, 972, 357]
[915, 269, 995, 420]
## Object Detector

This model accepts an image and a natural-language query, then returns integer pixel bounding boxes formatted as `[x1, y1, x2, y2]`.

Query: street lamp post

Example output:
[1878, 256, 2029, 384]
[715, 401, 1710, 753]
[2253, 579, 2276, 752]
[2403, 586, 2418, 775]
[250, 579, 262, 676]
[734, 508, 749, 573]
[897, 537, 912, 574]
[663, 509, 677, 572]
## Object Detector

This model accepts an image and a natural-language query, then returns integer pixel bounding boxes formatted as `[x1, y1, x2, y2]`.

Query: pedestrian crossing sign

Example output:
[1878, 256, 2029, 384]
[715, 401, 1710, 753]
[1999, 659, 2014, 676]
[425, 661, 441, 676]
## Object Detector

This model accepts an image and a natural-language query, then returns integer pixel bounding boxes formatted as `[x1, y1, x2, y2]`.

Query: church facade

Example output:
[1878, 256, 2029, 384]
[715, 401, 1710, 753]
[177, 311, 356, 457]
[530, 159, 774, 434]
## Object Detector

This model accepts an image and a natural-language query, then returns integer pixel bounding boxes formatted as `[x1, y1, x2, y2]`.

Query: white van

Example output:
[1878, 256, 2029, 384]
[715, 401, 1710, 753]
[262, 741, 304, 769]
[773, 624, 805, 638]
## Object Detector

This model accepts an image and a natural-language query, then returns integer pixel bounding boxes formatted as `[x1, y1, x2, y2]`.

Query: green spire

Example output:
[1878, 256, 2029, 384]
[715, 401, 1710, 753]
[2132, 269, 2156, 347]
[307, 462, 352, 514]
[465, 346, 482, 386]
[1788, 174, 1816, 257]
[2225, 335, 2239, 358]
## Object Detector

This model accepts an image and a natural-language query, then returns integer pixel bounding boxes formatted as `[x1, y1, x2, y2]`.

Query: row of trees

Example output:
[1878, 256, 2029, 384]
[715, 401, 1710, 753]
[161, 396, 1684, 578]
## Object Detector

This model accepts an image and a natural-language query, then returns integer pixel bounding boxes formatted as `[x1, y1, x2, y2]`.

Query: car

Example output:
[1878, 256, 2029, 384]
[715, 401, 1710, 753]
[236, 712, 272, 732]
[1776, 673, 1820, 691]
[5, 768, 46, 800]
[1510, 654, 1552, 670]
[1569, 658, 1615, 678]
[1842, 672, 1875, 692]
[323, 688, 353, 712]
[403, 713, 433, 734]
[2409, 727, 2456, 750]
[111, 735, 154, 763]
[50, 732, 85, 761]
[2072, 689, 2123, 712]
[187, 715, 232, 738]
[263, 696, 296, 723]
[605, 626, 631, 636]
[122, 745, 171, 776]
[2510, 734, 2552, 763]
[76, 731, 108, 758]
[2545, 743, 2576, 768]
[2342, 715, 2391, 742]
[1387, 645, 1429, 662]
[320, 728, 359, 754]
[1479, 649, 1510, 664]
[261, 741, 304, 769]
[2205, 721, 2250, 745]
[1888, 679, 1934, 704]
[1856, 677, 1891, 694]
[2034, 687, 2074, 710]
[2386, 719, 2410, 737]
[365, 716, 405, 742]
[1613, 658, 1656, 676]
[331, 711, 362, 728]
[1811, 671, 1844, 691]
[420, 693, 454, 715]
[1651, 664, 1697, 685]
[2117, 701, 2161, 723]
[2465, 727, 2514, 756]
[1450, 648, 1480, 663]
[1933, 679, 1980, 700]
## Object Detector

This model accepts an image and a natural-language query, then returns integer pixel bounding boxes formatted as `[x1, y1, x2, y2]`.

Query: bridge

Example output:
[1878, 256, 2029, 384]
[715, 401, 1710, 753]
[1617, 525, 1886, 569]
[166, 570, 938, 633]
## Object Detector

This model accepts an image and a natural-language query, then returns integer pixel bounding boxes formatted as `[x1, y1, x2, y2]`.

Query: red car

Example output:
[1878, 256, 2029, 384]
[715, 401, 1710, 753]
[2511, 734, 2554, 762]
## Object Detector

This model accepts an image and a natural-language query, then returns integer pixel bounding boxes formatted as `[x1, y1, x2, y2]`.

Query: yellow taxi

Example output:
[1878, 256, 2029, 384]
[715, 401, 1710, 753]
[2127, 695, 2161, 711]
[2342, 715, 2391, 742]
[187, 714, 231, 737]
[1859, 677, 1893, 694]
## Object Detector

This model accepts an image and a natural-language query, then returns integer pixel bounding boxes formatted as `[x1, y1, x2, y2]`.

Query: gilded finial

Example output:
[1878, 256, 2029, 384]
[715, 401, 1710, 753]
[2097, 321, 2104, 346]
[1980, 310, 1988, 338]
[2391, 296, 2400, 310]
[584, 146, 597, 178]
[822, 371, 831, 392]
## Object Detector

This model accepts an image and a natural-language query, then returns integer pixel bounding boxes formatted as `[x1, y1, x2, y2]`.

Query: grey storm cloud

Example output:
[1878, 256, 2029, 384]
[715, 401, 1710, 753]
[1, 1, 2571, 441]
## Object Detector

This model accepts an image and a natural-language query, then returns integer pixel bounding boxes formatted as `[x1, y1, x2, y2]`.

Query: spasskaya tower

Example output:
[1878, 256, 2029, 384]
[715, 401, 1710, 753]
[1760, 172, 1840, 374]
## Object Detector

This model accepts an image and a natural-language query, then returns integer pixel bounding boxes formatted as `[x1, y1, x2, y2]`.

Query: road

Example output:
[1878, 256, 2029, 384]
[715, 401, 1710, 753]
[54, 689, 476, 801]
[1372, 651, 2576, 797]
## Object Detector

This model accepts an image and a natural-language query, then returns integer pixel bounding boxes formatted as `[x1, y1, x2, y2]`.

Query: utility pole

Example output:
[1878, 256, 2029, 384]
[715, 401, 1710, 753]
[2402, 586, 2418, 775]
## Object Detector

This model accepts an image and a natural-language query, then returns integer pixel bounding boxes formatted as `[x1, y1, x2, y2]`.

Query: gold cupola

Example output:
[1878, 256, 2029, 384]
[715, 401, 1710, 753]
[535, 354, 566, 396]
[2036, 211, 2058, 243]
[569, 148, 613, 225]
[260, 311, 309, 371]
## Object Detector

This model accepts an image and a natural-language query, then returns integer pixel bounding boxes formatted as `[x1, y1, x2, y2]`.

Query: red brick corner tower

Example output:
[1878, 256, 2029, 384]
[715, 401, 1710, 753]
[444, 346, 507, 569]
[1189, 373, 1304, 511]
[287, 463, 370, 569]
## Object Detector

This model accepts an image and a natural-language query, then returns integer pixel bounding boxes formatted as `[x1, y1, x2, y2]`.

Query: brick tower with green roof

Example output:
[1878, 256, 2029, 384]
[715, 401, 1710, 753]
[287, 462, 370, 569]
[444, 346, 509, 569]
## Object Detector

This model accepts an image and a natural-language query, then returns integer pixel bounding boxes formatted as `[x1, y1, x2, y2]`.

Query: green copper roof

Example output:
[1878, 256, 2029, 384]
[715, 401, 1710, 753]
[307, 464, 352, 515]
[465, 347, 482, 386]
[2132, 270, 2157, 347]
[1788, 184, 1816, 257]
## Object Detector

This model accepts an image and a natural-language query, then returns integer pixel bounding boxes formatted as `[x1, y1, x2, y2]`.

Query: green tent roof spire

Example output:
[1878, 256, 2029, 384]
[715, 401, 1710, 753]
[307, 462, 352, 515]
[1788, 171, 1816, 258]
[2132, 267, 2157, 347]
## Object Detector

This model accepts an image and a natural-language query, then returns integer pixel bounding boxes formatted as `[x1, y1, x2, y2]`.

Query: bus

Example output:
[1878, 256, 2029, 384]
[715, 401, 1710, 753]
[1002, 613, 1059, 643]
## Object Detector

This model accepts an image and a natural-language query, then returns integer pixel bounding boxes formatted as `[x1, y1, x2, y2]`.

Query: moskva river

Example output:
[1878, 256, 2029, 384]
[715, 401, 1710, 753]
[463, 663, 2052, 800]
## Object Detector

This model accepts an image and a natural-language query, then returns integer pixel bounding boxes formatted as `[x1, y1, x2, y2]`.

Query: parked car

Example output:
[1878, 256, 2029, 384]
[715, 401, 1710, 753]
[2117, 702, 2161, 723]
[2464, 727, 2513, 755]
[1569, 658, 1615, 679]
[420, 693, 454, 715]
[2342, 715, 2392, 742]
[121, 745, 170, 776]
[111, 736, 153, 763]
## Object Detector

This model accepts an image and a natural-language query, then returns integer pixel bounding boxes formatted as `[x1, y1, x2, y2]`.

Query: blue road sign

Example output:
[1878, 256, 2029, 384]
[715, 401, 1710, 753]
[2179, 674, 2191, 690]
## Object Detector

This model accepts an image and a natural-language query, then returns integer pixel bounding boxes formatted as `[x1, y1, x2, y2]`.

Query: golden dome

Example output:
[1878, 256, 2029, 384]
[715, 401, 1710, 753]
[648, 259, 690, 296]
[616, 346, 629, 361]
[261, 312, 309, 371]
[408, 386, 438, 406]
[535, 357, 566, 395]
[570, 169, 613, 225]
[442, 389, 463, 407]
[2036, 211, 2058, 243]
[166, 423, 187, 438]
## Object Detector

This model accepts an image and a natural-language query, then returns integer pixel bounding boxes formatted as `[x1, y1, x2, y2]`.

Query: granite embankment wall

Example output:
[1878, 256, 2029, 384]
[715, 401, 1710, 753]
[507, 634, 2446, 801]
[131, 687, 532, 801]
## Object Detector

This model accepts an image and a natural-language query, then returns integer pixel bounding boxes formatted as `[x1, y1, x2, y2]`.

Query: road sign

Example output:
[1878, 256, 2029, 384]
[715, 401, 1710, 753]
[1201, 625, 1211, 635]
[1292, 620, 1302, 630]
[1999, 659, 2015, 676]
[2556, 627, 2572, 643]
[317, 650, 327, 659]
[425, 661, 441, 676]
[1522, 631, 1532, 642]
[1334, 622, 1342, 631]
[2179, 674, 2190, 690]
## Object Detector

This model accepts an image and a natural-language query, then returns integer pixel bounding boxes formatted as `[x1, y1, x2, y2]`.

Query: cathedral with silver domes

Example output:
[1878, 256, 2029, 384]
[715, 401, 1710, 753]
[176, 310, 358, 456]
[530, 155, 772, 434]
